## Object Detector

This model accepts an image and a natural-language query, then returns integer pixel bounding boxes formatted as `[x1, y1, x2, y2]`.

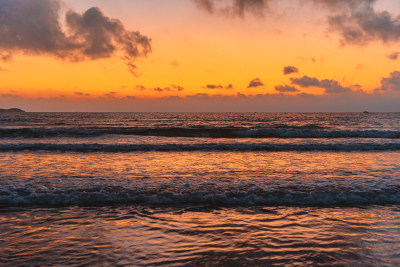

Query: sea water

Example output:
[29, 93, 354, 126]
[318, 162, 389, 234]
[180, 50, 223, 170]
[0, 112, 399, 266]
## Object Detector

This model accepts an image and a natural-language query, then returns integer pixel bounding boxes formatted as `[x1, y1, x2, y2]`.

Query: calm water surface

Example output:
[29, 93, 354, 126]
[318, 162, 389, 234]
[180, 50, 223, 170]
[0, 112, 399, 266]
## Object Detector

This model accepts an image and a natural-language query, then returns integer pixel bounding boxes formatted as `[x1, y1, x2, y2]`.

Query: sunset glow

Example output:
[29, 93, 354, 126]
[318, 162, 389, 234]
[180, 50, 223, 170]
[0, 0, 399, 111]
[2, 2, 400, 265]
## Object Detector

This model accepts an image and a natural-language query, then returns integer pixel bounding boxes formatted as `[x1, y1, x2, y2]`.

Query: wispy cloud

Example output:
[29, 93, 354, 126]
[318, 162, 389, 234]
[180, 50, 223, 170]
[275, 85, 299, 93]
[203, 84, 234, 90]
[74, 92, 91, 97]
[386, 52, 400, 60]
[194, 0, 400, 47]
[135, 84, 185, 92]
[194, 0, 271, 17]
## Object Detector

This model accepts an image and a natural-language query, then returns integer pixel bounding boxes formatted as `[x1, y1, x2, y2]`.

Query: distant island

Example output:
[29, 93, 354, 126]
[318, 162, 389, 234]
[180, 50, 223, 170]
[0, 108, 26, 113]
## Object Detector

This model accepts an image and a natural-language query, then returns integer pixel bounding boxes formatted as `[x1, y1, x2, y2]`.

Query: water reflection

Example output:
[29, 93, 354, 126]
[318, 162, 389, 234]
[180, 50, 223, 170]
[1, 152, 399, 206]
[1, 206, 400, 266]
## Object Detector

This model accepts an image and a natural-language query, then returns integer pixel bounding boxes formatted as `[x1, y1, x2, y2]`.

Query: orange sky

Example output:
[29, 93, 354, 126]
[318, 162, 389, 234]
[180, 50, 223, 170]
[1, 0, 400, 111]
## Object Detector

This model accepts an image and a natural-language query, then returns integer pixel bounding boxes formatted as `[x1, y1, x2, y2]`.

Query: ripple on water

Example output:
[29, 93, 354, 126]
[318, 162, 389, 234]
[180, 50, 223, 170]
[1, 206, 400, 266]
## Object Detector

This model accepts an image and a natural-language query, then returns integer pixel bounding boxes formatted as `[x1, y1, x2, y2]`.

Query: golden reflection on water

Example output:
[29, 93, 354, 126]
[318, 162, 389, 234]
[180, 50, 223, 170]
[1, 152, 399, 188]
[1, 206, 400, 266]
[1, 150, 400, 265]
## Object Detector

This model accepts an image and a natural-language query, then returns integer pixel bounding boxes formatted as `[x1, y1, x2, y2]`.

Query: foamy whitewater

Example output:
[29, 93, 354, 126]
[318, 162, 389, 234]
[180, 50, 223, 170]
[1, 112, 400, 266]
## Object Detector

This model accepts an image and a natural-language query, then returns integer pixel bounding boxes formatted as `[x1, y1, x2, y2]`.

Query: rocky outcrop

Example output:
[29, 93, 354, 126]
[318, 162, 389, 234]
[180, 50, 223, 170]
[0, 108, 26, 113]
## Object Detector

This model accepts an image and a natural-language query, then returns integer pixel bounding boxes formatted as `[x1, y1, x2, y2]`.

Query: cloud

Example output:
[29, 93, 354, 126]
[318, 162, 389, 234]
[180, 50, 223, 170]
[171, 60, 180, 68]
[135, 85, 146, 91]
[203, 84, 234, 90]
[283, 66, 299, 75]
[194, 0, 271, 17]
[105, 92, 118, 98]
[195, 0, 214, 13]
[194, 0, 400, 46]
[74, 92, 90, 97]
[290, 76, 320, 87]
[320, 0, 400, 45]
[387, 52, 400, 60]
[4, 89, 399, 112]
[308, 0, 374, 9]
[379, 71, 400, 91]
[0, 0, 151, 75]
[172, 85, 185, 91]
[1, 93, 14, 97]
[154, 85, 185, 92]
[0, 52, 12, 62]
[275, 85, 299, 93]
[135, 84, 185, 92]
[247, 78, 264, 88]
[291, 75, 351, 94]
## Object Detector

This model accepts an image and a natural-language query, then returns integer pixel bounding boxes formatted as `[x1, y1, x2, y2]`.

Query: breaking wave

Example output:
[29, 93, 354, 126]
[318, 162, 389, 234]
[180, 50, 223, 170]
[1, 185, 399, 207]
[1, 127, 400, 139]
[0, 142, 399, 152]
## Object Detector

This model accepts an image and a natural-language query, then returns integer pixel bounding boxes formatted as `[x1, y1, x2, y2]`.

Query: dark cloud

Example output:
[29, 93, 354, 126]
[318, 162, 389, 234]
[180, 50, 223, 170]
[194, 0, 271, 17]
[194, 0, 371, 18]
[308, 0, 375, 9]
[0, 0, 151, 75]
[136, 85, 185, 92]
[135, 85, 146, 91]
[172, 85, 185, 91]
[204, 84, 234, 90]
[154, 87, 168, 92]
[204, 84, 220, 89]
[105, 92, 118, 98]
[248, 78, 264, 88]
[291, 75, 351, 94]
[290, 76, 320, 87]
[386, 52, 400, 60]
[0, 0, 68, 54]
[320, 0, 400, 45]
[195, 0, 400, 46]
[318, 80, 352, 94]
[189, 93, 210, 98]
[154, 85, 185, 92]
[195, 0, 214, 13]
[283, 66, 299, 75]
[74, 92, 90, 97]
[275, 85, 299, 93]
[380, 71, 400, 91]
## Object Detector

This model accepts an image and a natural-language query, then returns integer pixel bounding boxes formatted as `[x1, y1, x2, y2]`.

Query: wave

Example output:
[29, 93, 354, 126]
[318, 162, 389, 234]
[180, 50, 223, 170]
[1, 186, 399, 207]
[1, 127, 400, 139]
[0, 142, 399, 152]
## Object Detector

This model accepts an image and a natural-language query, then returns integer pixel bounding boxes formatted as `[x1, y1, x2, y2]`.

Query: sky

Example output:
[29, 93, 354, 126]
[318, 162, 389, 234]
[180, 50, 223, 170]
[1, 0, 400, 111]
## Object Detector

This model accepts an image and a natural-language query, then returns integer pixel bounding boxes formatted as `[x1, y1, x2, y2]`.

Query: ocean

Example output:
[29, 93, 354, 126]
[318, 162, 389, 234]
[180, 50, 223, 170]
[1, 112, 400, 266]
